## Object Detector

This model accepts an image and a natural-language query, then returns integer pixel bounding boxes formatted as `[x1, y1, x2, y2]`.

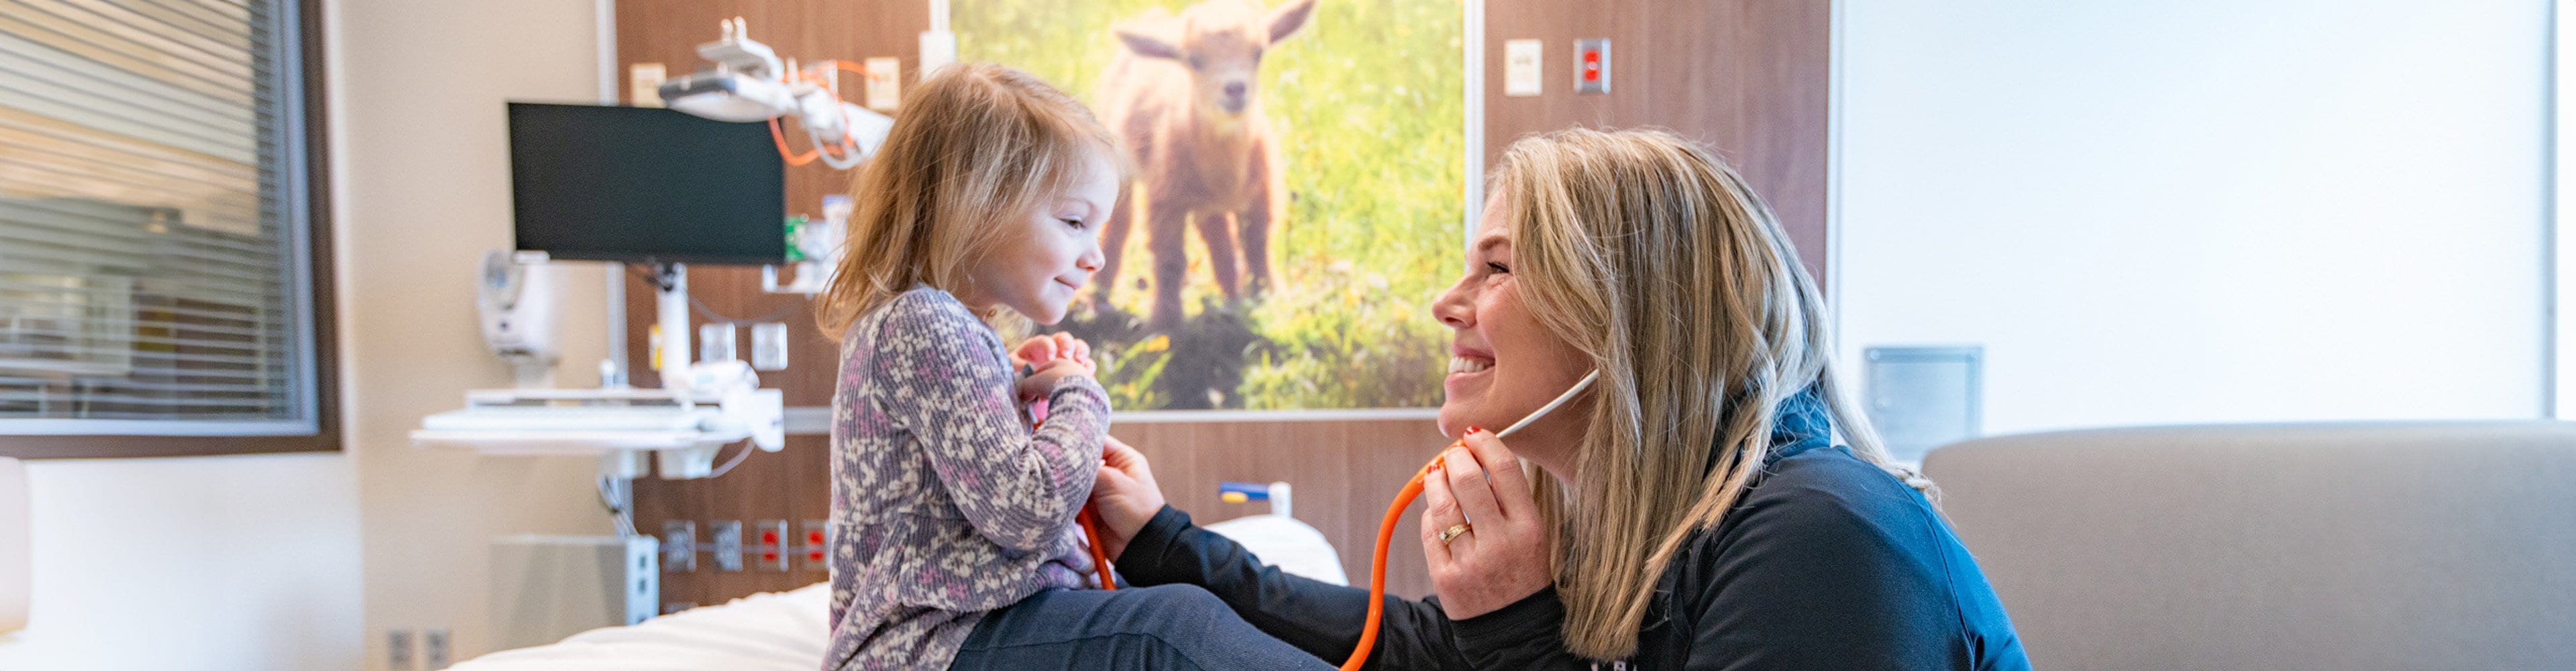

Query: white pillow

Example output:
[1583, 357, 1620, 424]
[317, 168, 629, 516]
[1201, 513, 1348, 586]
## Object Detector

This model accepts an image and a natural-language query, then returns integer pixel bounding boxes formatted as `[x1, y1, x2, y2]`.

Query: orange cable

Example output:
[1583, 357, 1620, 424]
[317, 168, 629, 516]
[770, 116, 819, 166]
[1079, 503, 1118, 591]
[1053, 417, 1115, 592]
[1343, 452, 1450, 671]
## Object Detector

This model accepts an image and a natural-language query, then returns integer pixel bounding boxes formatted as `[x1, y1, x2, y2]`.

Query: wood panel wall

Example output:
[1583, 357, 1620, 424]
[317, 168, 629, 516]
[1112, 419, 1446, 600]
[615, 0, 1830, 613]
[1484, 0, 1833, 285]
[614, 0, 928, 609]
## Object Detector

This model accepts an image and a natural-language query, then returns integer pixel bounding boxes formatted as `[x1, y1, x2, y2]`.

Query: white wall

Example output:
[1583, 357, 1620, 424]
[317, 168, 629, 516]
[331, 0, 619, 668]
[2557, 1, 2575, 419]
[0, 454, 364, 670]
[1837, 0, 2552, 434]
[0, 1, 619, 668]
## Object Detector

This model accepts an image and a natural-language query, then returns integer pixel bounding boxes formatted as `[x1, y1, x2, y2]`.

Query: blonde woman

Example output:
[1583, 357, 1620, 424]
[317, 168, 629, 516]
[1086, 128, 2031, 669]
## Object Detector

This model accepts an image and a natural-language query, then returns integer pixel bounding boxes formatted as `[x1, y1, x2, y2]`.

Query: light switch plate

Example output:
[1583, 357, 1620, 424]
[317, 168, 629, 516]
[699, 323, 737, 363]
[863, 57, 903, 111]
[1503, 40, 1542, 97]
[629, 63, 665, 107]
[752, 322, 788, 371]
[1574, 38, 1611, 95]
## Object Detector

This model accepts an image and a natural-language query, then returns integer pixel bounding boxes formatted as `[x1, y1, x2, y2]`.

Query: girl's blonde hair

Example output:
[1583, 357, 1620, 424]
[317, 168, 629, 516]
[816, 63, 1125, 338]
[1496, 128, 1935, 660]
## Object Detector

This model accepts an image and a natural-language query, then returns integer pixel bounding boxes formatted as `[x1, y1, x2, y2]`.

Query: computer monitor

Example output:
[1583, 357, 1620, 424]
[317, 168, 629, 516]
[506, 103, 786, 266]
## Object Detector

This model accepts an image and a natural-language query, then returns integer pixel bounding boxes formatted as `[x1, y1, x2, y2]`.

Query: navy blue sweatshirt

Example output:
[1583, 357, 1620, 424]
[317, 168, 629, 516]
[1115, 391, 2031, 670]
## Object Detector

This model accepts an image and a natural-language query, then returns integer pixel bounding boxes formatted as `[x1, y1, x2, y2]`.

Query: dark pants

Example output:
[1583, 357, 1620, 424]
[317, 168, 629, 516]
[950, 584, 1335, 671]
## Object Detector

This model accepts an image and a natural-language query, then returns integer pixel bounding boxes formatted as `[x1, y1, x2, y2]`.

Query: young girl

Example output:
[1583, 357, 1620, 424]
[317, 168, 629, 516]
[813, 64, 1328, 671]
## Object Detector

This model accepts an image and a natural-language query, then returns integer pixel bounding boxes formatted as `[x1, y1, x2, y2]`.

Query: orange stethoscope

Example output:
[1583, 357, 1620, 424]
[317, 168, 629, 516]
[1077, 371, 1597, 671]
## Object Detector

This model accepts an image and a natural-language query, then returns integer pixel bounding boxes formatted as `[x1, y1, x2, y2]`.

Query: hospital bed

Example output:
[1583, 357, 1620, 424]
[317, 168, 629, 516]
[452, 512, 1346, 670]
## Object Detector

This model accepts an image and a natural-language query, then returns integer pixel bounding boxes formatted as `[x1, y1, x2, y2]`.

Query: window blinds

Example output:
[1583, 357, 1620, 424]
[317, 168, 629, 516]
[0, 0, 315, 433]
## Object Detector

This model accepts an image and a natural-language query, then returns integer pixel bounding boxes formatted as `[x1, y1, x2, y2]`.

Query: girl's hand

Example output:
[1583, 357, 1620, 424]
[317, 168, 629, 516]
[1051, 332, 1093, 370]
[1010, 335, 1061, 371]
[1015, 358, 1093, 401]
[1089, 435, 1166, 561]
[1010, 333, 1095, 373]
[1419, 428, 1554, 619]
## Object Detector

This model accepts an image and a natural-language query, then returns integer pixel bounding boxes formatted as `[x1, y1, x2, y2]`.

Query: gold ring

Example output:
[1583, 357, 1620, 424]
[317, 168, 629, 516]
[1438, 523, 1473, 544]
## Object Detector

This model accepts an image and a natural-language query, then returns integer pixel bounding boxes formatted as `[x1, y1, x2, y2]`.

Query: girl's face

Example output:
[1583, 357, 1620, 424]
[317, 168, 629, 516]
[1432, 191, 1594, 468]
[965, 147, 1118, 325]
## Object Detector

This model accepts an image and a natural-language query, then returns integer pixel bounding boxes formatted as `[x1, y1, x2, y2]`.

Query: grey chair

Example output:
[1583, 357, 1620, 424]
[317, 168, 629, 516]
[1923, 421, 2576, 670]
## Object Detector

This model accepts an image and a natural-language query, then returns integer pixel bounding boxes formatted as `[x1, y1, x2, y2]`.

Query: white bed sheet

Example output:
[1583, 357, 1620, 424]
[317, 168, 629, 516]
[452, 514, 1345, 670]
[454, 582, 830, 671]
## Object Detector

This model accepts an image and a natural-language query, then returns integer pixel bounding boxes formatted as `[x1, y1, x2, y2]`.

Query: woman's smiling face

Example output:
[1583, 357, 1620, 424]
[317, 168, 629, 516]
[1432, 191, 1593, 449]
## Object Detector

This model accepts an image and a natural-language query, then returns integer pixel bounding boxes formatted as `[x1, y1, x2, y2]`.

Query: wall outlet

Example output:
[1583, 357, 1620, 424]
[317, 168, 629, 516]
[423, 628, 451, 669]
[712, 520, 745, 572]
[1573, 38, 1611, 94]
[627, 536, 659, 625]
[388, 629, 415, 670]
[662, 519, 697, 572]
[800, 519, 832, 572]
[755, 519, 790, 572]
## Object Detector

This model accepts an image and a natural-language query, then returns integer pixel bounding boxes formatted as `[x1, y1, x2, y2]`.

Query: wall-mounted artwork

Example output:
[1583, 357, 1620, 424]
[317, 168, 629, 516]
[958, 0, 1466, 411]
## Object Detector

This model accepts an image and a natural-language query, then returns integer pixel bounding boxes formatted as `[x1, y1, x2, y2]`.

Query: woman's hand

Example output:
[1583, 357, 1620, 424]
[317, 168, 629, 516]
[1419, 428, 1554, 619]
[1089, 435, 1167, 561]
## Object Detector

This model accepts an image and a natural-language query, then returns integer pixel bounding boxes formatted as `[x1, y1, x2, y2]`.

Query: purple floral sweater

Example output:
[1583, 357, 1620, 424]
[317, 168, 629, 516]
[824, 287, 1110, 671]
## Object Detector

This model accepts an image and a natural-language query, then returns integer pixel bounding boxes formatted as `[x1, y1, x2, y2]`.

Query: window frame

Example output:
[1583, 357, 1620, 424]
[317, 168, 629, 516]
[0, 0, 339, 459]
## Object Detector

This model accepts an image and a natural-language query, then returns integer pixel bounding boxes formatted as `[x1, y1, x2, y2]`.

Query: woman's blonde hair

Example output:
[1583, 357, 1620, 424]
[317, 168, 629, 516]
[1496, 128, 1934, 660]
[815, 63, 1125, 338]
